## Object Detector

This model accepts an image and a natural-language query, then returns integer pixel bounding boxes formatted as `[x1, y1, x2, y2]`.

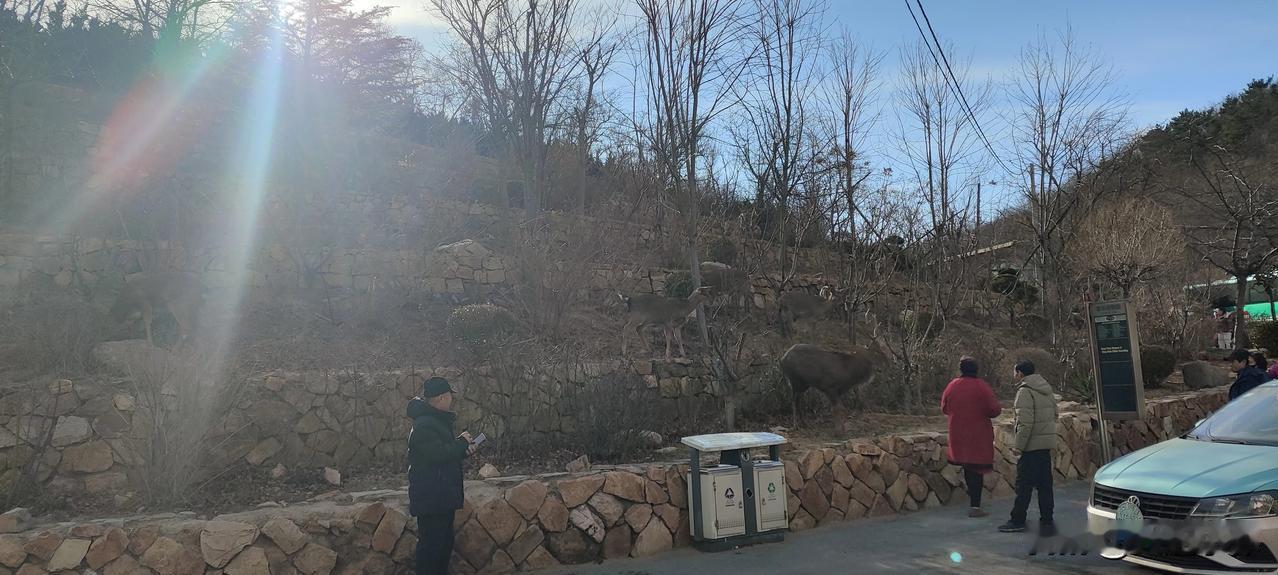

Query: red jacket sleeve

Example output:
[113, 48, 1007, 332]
[983, 381, 1002, 418]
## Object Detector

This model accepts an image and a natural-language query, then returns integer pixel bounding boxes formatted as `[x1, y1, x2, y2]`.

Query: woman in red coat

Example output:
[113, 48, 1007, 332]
[941, 356, 1002, 517]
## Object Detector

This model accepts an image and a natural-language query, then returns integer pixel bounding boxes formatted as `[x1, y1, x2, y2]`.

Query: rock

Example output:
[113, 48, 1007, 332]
[602, 471, 646, 502]
[644, 480, 668, 505]
[521, 545, 559, 570]
[60, 440, 114, 473]
[653, 504, 680, 531]
[103, 554, 142, 575]
[844, 452, 874, 479]
[631, 518, 672, 558]
[831, 456, 855, 488]
[569, 506, 606, 543]
[478, 464, 501, 479]
[546, 528, 595, 565]
[479, 549, 515, 574]
[225, 546, 271, 575]
[271, 463, 288, 480]
[1182, 361, 1230, 390]
[113, 393, 136, 411]
[557, 474, 605, 508]
[814, 465, 834, 496]
[506, 480, 549, 520]
[48, 538, 91, 571]
[847, 479, 877, 509]
[565, 455, 591, 473]
[476, 499, 523, 546]
[799, 450, 823, 479]
[24, 531, 62, 561]
[371, 508, 408, 553]
[831, 484, 850, 514]
[323, 467, 341, 486]
[51, 416, 92, 447]
[589, 492, 626, 527]
[797, 480, 830, 521]
[392, 532, 417, 563]
[92, 410, 130, 438]
[790, 509, 816, 531]
[505, 525, 543, 564]
[0, 537, 23, 568]
[85, 527, 128, 569]
[141, 537, 204, 575]
[666, 473, 687, 509]
[261, 517, 308, 555]
[92, 340, 173, 377]
[84, 470, 130, 494]
[245, 438, 282, 466]
[454, 520, 496, 569]
[129, 525, 159, 555]
[292, 543, 338, 575]
[636, 430, 663, 447]
[0, 509, 30, 534]
[886, 476, 909, 510]
[624, 504, 653, 532]
[877, 455, 900, 486]
[201, 521, 259, 569]
[356, 502, 387, 526]
[906, 474, 929, 501]
[603, 524, 633, 559]
[15, 565, 46, 575]
[537, 496, 570, 533]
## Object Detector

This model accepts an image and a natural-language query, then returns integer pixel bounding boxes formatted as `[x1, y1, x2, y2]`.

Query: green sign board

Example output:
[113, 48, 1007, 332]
[1087, 300, 1145, 420]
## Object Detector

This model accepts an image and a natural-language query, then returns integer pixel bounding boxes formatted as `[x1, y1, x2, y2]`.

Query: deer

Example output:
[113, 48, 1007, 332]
[780, 343, 881, 434]
[110, 271, 207, 348]
[778, 285, 836, 336]
[699, 261, 752, 312]
[618, 286, 712, 360]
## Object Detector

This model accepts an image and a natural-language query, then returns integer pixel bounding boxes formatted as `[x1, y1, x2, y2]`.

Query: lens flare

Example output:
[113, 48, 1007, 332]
[949, 551, 962, 563]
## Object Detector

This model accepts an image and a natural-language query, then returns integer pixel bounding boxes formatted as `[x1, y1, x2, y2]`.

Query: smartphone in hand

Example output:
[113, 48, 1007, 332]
[472, 432, 487, 447]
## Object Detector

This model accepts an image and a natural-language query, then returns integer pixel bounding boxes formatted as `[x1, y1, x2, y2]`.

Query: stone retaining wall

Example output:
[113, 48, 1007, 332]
[0, 387, 1229, 573]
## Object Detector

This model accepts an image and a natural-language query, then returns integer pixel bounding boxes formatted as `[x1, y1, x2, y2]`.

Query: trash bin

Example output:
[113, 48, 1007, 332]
[681, 432, 788, 551]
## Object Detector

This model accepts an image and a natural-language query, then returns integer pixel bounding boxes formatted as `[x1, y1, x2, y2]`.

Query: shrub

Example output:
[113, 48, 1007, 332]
[1061, 372, 1096, 403]
[0, 295, 110, 377]
[1250, 320, 1278, 356]
[1140, 345, 1176, 388]
[705, 237, 738, 267]
[663, 270, 695, 299]
[446, 304, 519, 356]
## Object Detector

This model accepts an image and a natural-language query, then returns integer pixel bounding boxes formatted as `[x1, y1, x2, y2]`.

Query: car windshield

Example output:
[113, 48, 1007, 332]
[1186, 383, 1278, 445]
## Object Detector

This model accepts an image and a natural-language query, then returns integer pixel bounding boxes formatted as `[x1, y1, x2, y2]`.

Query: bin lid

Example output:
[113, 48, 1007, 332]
[680, 432, 787, 452]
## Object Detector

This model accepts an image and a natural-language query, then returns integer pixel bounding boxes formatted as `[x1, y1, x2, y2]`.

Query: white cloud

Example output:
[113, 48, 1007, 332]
[351, 0, 445, 29]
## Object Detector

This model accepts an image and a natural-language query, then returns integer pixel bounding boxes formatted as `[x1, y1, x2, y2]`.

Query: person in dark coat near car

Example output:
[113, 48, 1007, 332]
[1229, 348, 1267, 400]
[941, 356, 1002, 517]
[408, 377, 476, 575]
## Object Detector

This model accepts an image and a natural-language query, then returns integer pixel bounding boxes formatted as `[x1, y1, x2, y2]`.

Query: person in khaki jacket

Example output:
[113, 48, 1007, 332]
[998, 360, 1058, 533]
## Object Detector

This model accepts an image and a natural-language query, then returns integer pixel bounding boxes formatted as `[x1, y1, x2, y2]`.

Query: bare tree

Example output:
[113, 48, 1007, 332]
[731, 0, 824, 282]
[1173, 146, 1278, 348]
[1007, 27, 1128, 340]
[569, 1, 626, 214]
[430, 0, 583, 220]
[825, 32, 883, 342]
[1071, 197, 1182, 298]
[89, 0, 231, 43]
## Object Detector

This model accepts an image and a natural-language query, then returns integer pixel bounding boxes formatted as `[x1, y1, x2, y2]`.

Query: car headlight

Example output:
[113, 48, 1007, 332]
[1190, 492, 1277, 519]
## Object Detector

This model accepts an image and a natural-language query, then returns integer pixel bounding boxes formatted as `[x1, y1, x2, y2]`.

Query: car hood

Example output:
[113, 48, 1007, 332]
[1094, 438, 1278, 498]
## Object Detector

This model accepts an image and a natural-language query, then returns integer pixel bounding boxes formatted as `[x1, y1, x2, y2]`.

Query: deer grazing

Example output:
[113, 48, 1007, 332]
[619, 286, 712, 360]
[110, 271, 207, 348]
[780, 343, 880, 434]
[778, 285, 836, 336]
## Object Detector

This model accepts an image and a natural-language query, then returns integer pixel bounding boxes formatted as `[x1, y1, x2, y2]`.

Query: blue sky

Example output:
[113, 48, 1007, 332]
[368, 0, 1278, 130]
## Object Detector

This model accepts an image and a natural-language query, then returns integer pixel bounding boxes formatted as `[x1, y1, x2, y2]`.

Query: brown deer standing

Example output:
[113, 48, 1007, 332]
[778, 285, 835, 336]
[780, 343, 880, 434]
[619, 286, 712, 360]
[110, 271, 207, 348]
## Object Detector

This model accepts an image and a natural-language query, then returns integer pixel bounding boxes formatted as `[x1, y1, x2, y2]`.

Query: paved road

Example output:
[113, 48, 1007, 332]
[550, 484, 1143, 575]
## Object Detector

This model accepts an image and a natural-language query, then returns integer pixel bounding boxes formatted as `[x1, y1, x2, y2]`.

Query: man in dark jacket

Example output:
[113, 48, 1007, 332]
[408, 377, 475, 575]
[1228, 348, 1267, 400]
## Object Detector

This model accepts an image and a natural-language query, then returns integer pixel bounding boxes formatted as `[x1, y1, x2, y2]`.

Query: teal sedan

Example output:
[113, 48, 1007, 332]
[1087, 382, 1278, 574]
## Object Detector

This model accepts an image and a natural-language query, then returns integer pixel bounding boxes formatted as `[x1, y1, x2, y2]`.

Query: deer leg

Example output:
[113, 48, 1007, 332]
[663, 325, 673, 361]
[675, 323, 686, 358]
[832, 400, 848, 436]
[621, 321, 631, 356]
[791, 386, 801, 430]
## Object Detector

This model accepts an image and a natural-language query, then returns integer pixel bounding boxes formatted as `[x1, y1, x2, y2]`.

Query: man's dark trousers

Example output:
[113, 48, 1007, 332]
[1010, 449, 1054, 524]
[416, 512, 456, 575]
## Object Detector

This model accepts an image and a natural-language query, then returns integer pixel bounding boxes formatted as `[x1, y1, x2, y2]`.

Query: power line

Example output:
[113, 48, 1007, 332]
[903, 0, 1015, 178]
